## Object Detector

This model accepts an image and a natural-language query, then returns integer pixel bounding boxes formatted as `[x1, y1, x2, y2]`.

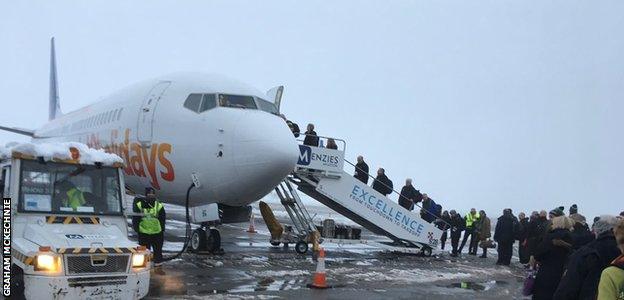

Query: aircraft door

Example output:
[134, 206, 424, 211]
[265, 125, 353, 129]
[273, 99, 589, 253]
[137, 81, 171, 144]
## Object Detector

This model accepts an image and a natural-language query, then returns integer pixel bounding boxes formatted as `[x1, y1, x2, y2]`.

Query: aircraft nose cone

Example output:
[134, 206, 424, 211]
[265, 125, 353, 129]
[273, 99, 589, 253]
[231, 112, 298, 203]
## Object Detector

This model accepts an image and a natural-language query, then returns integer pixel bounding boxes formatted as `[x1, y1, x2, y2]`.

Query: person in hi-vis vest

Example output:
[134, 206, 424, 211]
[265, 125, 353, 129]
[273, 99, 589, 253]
[54, 181, 87, 211]
[132, 187, 166, 264]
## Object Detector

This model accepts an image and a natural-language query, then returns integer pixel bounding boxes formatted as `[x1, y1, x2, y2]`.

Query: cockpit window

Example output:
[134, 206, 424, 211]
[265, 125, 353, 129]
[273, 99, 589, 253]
[256, 98, 278, 115]
[183, 94, 203, 113]
[200, 94, 217, 112]
[218, 94, 257, 109]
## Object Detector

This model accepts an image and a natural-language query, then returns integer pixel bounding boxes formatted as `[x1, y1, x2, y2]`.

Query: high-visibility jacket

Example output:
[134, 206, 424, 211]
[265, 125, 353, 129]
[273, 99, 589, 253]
[63, 188, 86, 211]
[137, 200, 164, 235]
[465, 212, 480, 228]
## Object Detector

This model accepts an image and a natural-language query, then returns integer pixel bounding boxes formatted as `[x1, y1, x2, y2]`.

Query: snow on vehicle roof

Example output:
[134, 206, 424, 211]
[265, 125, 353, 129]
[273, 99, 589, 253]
[0, 142, 123, 166]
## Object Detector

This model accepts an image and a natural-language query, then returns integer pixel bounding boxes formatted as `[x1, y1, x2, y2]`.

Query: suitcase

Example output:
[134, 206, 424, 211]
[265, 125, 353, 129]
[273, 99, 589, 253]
[335, 224, 347, 239]
[345, 226, 352, 239]
[322, 219, 336, 238]
[351, 227, 362, 240]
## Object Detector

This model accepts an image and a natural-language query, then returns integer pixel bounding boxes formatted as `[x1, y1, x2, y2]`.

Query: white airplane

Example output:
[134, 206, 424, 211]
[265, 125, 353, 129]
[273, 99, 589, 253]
[1, 38, 299, 251]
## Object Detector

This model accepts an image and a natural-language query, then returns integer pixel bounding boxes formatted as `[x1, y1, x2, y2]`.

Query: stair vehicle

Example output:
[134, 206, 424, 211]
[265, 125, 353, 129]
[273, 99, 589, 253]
[267, 136, 443, 256]
[2, 142, 151, 299]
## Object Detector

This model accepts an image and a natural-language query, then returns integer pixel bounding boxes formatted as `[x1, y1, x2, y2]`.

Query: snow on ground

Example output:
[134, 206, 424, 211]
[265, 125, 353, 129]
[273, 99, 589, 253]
[248, 270, 309, 278]
[332, 267, 472, 284]
[162, 241, 186, 252]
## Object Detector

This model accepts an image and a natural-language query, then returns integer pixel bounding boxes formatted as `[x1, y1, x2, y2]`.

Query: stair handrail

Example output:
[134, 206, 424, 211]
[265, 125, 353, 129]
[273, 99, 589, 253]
[296, 134, 346, 152]
[343, 158, 453, 229]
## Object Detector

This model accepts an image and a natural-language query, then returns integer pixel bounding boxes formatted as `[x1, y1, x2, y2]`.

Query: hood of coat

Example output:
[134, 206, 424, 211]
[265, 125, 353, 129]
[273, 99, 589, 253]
[612, 254, 624, 270]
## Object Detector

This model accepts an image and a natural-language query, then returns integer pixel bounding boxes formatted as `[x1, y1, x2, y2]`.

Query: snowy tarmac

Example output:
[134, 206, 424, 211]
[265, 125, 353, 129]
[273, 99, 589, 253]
[133, 203, 528, 299]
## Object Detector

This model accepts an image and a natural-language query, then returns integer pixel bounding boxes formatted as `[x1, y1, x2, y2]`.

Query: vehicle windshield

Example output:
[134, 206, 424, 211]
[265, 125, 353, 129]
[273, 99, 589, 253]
[18, 160, 123, 215]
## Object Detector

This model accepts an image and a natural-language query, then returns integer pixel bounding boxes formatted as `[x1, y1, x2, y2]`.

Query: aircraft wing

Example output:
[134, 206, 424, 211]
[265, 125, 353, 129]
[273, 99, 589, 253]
[0, 125, 35, 137]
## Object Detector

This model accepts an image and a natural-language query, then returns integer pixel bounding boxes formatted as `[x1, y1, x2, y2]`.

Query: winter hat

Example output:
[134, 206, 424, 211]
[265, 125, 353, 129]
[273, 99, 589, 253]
[145, 187, 156, 195]
[549, 208, 564, 217]
[569, 204, 578, 215]
[593, 215, 618, 236]
[558, 206, 565, 214]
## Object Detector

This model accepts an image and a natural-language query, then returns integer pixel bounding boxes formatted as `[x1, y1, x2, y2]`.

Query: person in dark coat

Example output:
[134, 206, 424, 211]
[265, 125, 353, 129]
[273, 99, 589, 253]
[281, 115, 300, 138]
[398, 178, 420, 211]
[553, 215, 620, 300]
[569, 214, 595, 250]
[532, 216, 574, 300]
[449, 210, 465, 257]
[419, 194, 437, 223]
[517, 212, 530, 264]
[372, 168, 393, 197]
[527, 210, 550, 266]
[303, 123, 319, 146]
[494, 208, 518, 265]
[353, 156, 369, 184]
[326, 138, 338, 150]
[435, 211, 452, 250]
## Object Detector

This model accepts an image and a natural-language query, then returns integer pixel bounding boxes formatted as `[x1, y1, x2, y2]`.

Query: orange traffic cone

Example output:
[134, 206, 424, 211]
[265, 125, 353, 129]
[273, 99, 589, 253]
[246, 213, 257, 233]
[308, 247, 330, 289]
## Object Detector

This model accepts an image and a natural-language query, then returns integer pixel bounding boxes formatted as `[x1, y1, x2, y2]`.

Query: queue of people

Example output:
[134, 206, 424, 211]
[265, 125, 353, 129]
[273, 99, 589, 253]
[433, 204, 624, 299]
[281, 119, 624, 299]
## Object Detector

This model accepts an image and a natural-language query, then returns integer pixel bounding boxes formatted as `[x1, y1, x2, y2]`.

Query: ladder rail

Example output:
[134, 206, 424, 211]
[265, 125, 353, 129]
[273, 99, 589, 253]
[284, 180, 317, 232]
[274, 180, 317, 237]
[281, 182, 311, 235]
[276, 183, 307, 235]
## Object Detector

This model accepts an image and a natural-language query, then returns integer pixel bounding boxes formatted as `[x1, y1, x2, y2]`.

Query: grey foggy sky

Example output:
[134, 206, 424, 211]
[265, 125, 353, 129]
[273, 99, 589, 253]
[1, 1, 622, 219]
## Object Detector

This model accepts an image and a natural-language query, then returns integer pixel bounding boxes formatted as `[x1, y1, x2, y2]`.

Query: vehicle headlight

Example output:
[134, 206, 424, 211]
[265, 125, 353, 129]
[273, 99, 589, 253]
[34, 254, 61, 272]
[131, 253, 146, 268]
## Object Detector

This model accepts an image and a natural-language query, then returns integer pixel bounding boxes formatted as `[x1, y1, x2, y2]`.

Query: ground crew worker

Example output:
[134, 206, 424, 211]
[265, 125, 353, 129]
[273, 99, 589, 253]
[133, 187, 166, 265]
[59, 181, 86, 211]
[459, 208, 480, 255]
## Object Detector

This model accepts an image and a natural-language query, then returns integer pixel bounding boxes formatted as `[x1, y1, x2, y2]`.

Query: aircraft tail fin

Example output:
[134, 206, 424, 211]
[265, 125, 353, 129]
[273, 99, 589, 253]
[49, 37, 62, 120]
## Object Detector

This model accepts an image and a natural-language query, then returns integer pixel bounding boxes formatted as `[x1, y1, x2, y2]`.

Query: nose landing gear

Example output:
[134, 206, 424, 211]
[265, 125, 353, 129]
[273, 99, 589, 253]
[189, 225, 222, 254]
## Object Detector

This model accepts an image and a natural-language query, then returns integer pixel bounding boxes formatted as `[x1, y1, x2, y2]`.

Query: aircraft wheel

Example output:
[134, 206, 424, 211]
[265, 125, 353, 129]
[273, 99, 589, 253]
[295, 241, 309, 254]
[207, 228, 221, 253]
[421, 246, 432, 257]
[190, 228, 207, 252]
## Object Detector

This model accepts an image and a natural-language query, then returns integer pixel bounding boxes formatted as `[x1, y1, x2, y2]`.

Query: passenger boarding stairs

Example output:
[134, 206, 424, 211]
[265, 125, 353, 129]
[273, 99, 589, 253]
[274, 180, 318, 240]
[275, 137, 443, 250]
